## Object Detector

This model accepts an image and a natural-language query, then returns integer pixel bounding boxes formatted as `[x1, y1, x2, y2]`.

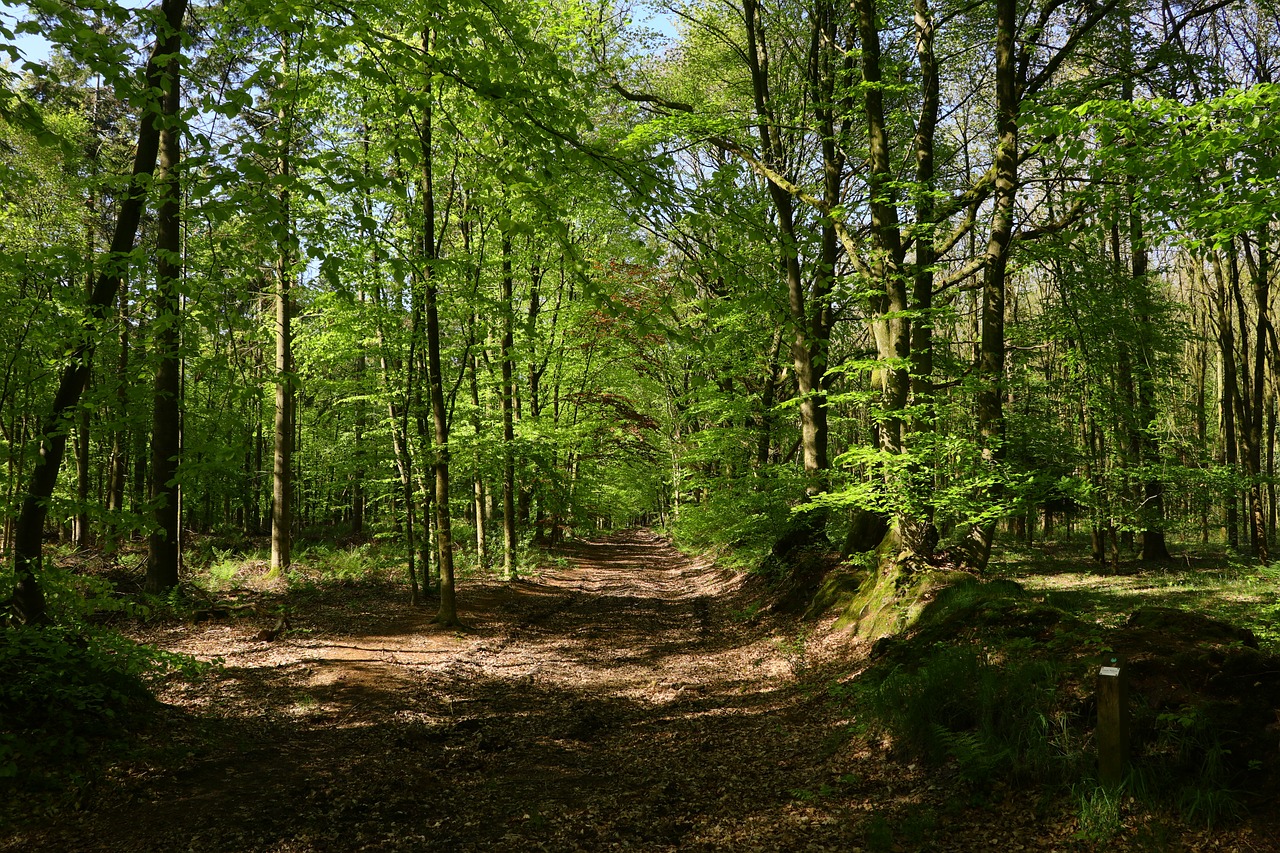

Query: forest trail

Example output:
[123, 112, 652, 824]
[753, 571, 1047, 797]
[7, 531, 1177, 852]
[9, 531, 882, 852]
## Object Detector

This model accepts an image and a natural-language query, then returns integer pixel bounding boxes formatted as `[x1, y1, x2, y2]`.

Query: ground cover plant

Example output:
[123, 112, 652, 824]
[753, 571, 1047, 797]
[826, 540, 1280, 846]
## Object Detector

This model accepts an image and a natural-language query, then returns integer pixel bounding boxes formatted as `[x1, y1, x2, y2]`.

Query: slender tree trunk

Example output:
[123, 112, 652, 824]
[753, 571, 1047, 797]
[106, 297, 128, 528]
[500, 231, 517, 579]
[1247, 236, 1272, 563]
[969, 0, 1017, 572]
[754, 328, 784, 472]
[1194, 297, 1210, 543]
[251, 374, 264, 536]
[271, 43, 295, 574]
[419, 35, 459, 625]
[1212, 251, 1241, 550]
[74, 404, 91, 548]
[8, 0, 187, 624]
[378, 319, 422, 604]
[147, 33, 184, 592]
[1117, 40, 1171, 564]
[75, 81, 102, 551]
[742, 0, 828, 497]
[470, 349, 488, 569]
[353, 337, 366, 538]
[855, 0, 909, 466]
[1268, 395, 1277, 544]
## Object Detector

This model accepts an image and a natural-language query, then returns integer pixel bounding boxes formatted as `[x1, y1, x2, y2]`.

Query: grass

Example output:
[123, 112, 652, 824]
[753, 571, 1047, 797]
[993, 539, 1280, 652]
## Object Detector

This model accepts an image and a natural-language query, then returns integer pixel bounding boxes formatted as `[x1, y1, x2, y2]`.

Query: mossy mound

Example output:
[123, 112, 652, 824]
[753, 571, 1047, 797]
[1109, 607, 1280, 812]
[838, 579, 1280, 824]
[806, 519, 995, 639]
[832, 564, 972, 639]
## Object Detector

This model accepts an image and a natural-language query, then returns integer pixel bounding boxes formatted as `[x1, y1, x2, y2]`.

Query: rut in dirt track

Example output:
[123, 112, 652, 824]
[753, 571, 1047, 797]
[6, 529, 869, 853]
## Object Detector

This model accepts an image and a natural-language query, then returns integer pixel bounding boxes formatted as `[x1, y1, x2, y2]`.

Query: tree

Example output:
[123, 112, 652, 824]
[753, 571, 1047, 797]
[8, 0, 189, 623]
[147, 0, 186, 592]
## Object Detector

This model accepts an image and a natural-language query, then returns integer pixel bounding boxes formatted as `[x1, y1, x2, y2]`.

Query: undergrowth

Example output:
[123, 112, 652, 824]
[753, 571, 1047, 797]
[835, 577, 1272, 831]
[1, 567, 212, 812]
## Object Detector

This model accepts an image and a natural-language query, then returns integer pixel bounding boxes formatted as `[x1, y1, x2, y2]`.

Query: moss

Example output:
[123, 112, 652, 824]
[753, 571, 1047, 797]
[833, 563, 971, 639]
[805, 567, 866, 619]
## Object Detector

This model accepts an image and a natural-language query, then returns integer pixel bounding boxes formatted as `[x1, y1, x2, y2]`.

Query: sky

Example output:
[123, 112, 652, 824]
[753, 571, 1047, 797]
[2, 1, 679, 79]
[1, 4, 51, 68]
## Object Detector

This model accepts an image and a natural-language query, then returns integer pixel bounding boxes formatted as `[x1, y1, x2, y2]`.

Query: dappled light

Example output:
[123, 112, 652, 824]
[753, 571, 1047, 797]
[5, 532, 874, 851]
[6, 0, 1280, 847]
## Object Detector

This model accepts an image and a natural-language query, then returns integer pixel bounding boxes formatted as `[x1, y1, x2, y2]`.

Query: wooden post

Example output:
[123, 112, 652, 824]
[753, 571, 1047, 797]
[1097, 657, 1128, 787]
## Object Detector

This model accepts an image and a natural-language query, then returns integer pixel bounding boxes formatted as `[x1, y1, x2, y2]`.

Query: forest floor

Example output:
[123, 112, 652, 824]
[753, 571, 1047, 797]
[5, 530, 1279, 852]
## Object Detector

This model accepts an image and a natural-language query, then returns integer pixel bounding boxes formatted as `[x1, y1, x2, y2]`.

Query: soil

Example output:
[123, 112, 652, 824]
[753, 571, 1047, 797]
[4, 530, 1279, 851]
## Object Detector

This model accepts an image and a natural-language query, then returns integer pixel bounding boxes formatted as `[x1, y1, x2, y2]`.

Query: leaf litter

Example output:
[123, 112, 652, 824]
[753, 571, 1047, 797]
[4, 530, 1278, 851]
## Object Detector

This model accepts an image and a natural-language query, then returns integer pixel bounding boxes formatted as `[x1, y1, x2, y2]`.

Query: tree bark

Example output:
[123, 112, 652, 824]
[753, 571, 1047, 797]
[742, 0, 829, 496]
[106, 297, 129, 528]
[969, 0, 1017, 572]
[147, 27, 185, 592]
[501, 230, 517, 579]
[1211, 250, 1241, 550]
[271, 42, 295, 574]
[419, 33, 459, 626]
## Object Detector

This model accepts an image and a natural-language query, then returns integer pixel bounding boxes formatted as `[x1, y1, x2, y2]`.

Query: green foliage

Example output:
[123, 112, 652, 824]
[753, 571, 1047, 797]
[1073, 782, 1124, 843]
[844, 566, 1271, 830]
[207, 547, 243, 588]
[1128, 702, 1249, 827]
[291, 542, 398, 584]
[1052, 85, 1280, 248]
[0, 624, 204, 784]
[850, 640, 1071, 787]
[33, 560, 150, 623]
[668, 470, 799, 568]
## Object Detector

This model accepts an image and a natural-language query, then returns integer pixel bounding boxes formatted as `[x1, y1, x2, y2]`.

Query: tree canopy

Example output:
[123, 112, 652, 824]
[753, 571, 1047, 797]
[1, 0, 1279, 618]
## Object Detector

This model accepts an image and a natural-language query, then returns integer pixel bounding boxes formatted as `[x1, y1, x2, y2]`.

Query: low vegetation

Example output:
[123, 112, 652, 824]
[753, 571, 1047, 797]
[817, 547, 1280, 844]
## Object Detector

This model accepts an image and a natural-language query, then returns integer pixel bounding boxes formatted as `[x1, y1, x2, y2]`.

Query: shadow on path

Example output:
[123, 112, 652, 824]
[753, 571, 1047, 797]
[4, 530, 869, 852]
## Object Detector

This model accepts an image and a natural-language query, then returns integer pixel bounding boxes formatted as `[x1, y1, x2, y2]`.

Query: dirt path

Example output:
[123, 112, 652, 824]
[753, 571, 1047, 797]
[6, 531, 881, 852]
[10, 530, 1278, 851]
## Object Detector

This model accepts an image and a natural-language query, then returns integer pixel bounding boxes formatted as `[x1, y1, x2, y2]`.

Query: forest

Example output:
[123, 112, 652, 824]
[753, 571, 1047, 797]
[3, 0, 1280, 848]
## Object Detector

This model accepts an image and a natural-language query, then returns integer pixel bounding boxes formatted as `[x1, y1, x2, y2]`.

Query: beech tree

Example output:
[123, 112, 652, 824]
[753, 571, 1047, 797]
[7, 0, 188, 622]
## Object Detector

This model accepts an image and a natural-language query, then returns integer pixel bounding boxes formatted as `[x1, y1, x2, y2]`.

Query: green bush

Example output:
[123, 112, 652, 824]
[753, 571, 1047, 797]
[1127, 701, 1250, 827]
[0, 624, 204, 783]
[668, 472, 797, 567]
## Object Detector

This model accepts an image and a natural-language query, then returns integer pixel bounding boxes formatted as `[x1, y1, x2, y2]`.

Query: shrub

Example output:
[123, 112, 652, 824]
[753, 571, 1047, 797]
[0, 624, 204, 784]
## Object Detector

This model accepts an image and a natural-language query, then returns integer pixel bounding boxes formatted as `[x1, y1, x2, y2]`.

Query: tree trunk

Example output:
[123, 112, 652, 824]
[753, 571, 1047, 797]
[1211, 250, 1241, 549]
[742, 0, 829, 497]
[352, 339, 366, 538]
[969, 0, 1017, 572]
[271, 43, 295, 574]
[147, 32, 184, 593]
[419, 34, 459, 626]
[1119, 41, 1170, 564]
[8, 0, 187, 624]
[106, 296, 129, 538]
[500, 230, 517, 579]
[468, 345, 488, 569]
[74, 403, 91, 548]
